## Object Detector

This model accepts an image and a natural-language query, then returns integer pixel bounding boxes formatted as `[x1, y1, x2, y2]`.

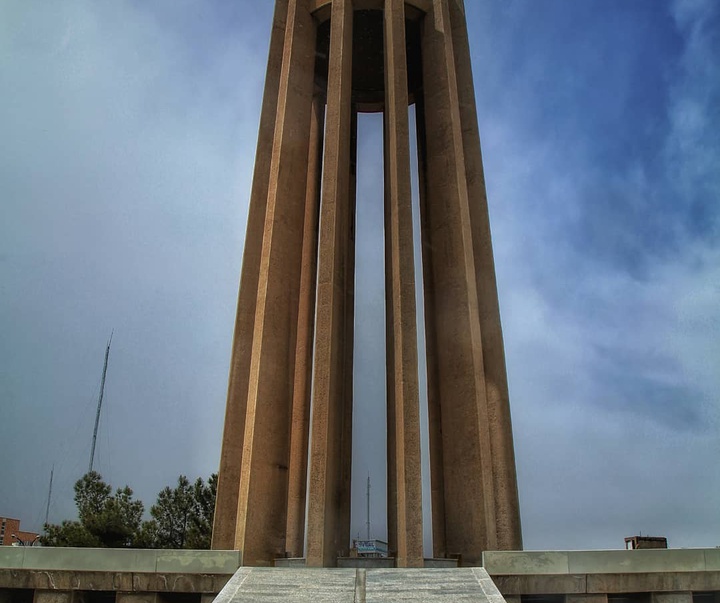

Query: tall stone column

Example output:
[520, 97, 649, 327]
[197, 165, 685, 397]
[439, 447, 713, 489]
[447, 0, 522, 550]
[419, 0, 499, 564]
[383, 0, 424, 568]
[212, 0, 289, 551]
[337, 105, 358, 559]
[415, 93, 447, 559]
[383, 108, 397, 558]
[285, 95, 325, 558]
[233, 0, 316, 566]
[306, 0, 354, 568]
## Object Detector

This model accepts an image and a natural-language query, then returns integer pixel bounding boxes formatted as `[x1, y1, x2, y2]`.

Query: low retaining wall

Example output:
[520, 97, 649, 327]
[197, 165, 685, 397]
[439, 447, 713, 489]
[0, 548, 241, 603]
[482, 549, 720, 602]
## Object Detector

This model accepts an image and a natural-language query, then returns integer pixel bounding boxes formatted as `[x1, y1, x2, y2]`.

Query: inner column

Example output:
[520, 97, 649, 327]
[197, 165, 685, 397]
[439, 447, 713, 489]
[306, 0, 354, 568]
[383, 0, 424, 568]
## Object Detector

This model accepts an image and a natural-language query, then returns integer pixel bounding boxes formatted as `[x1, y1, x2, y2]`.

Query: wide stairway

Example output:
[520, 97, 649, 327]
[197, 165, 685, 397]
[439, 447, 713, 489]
[213, 567, 507, 603]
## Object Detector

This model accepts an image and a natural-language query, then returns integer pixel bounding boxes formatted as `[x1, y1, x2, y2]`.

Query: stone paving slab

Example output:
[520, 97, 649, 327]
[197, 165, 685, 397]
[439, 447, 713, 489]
[365, 568, 505, 603]
[214, 568, 358, 603]
[213, 567, 506, 603]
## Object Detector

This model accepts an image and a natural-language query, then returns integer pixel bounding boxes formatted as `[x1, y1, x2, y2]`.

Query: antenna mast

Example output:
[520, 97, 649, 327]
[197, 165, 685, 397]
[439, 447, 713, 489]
[366, 473, 371, 539]
[44, 465, 54, 528]
[89, 332, 112, 474]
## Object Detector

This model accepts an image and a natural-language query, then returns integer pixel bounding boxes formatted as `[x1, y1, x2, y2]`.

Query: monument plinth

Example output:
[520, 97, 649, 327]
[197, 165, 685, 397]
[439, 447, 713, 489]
[213, 0, 522, 568]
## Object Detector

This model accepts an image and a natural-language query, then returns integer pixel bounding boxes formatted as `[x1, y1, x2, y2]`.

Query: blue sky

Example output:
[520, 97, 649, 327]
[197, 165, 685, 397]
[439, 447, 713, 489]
[1, 0, 718, 553]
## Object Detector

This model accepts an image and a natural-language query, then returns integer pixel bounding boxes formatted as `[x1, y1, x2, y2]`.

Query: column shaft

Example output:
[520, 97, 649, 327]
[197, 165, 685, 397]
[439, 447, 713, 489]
[419, 0, 498, 564]
[212, 0, 289, 551]
[383, 109, 397, 557]
[415, 94, 447, 559]
[447, 0, 522, 549]
[306, 0, 354, 568]
[337, 106, 358, 557]
[285, 95, 325, 558]
[233, 0, 316, 565]
[383, 0, 424, 568]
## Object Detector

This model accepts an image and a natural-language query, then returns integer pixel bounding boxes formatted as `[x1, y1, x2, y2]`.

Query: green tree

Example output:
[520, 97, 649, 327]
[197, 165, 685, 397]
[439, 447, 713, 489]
[42, 520, 100, 547]
[41, 471, 216, 549]
[144, 474, 216, 549]
[186, 473, 217, 549]
[42, 472, 144, 548]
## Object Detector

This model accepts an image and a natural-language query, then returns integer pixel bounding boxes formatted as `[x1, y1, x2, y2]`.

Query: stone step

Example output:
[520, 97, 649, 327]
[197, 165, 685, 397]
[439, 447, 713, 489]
[214, 567, 506, 603]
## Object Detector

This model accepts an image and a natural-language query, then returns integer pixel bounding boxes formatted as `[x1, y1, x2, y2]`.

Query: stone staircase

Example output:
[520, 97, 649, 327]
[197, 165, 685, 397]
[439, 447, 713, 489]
[213, 567, 506, 602]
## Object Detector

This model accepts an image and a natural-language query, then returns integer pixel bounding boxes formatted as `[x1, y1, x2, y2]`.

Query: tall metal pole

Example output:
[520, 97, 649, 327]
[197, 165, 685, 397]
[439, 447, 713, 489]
[44, 465, 54, 528]
[366, 473, 371, 540]
[89, 332, 112, 474]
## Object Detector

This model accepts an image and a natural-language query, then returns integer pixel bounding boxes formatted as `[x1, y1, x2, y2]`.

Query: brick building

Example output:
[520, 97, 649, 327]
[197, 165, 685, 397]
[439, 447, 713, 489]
[0, 517, 39, 546]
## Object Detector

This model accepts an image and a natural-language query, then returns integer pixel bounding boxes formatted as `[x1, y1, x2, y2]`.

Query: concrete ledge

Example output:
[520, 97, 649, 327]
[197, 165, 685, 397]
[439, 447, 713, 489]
[568, 551, 707, 575]
[273, 558, 307, 568]
[424, 558, 460, 568]
[274, 557, 459, 568]
[483, 552, 570, 575]
[337, 557, 395, 568]
[0, 569, 232, 594]
[587, 572, 720, 594]
[0, 549, 241, 574]
[483, 550, 720, 575]
[491, 571, 720, 596]
[492, 574, 588, 595]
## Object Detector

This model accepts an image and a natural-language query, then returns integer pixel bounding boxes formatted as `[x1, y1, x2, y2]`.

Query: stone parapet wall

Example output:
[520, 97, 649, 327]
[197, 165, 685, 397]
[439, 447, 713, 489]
[483, 550, 720, 598]
[0, 549, 240, 602]
[0, 568, 232, 594]
[0, 549, 240, 575]
[483, 550, 720, 575]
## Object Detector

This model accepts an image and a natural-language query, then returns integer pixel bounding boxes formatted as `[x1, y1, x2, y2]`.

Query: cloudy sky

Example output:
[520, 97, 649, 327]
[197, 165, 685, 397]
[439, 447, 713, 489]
[1, 0, 718, 554]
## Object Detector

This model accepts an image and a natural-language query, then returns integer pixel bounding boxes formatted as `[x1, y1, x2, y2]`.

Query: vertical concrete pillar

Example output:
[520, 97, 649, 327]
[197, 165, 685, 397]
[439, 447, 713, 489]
[306, 0, 354, 568]
[337, 105, 358, 558]
[212, 0, 289, 551]
[383, 108, 397, 558]
[233, 0, 316, 566]
[447, 0, 522, 551]
[383, 0, 424, 568]
[419, 0, 498, 564]
[415, 94, 447, 559]
[285, 95, 325, 558]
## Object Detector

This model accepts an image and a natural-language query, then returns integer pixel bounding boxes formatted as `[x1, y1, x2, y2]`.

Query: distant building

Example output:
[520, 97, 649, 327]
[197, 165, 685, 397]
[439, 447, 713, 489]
[625, 534, 668, 549]
[0, 516, 39, 546]
[352, 539, 389, 559]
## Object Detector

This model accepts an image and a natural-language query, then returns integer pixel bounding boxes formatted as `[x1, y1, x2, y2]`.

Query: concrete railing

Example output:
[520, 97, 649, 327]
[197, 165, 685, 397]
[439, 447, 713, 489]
[483, 549, 720, 575]
[482, 549, 720, 601]
[0, 547, 241, 574]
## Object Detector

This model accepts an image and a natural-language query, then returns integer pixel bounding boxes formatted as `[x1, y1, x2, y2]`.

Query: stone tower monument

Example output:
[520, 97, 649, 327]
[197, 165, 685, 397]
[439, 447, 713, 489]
[212, 0, 522, 568]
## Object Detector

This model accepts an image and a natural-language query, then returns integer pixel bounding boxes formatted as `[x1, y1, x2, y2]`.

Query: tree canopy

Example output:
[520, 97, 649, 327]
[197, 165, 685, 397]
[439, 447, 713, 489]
[41, 471, 216, 549]
[143, 474, 217, 549]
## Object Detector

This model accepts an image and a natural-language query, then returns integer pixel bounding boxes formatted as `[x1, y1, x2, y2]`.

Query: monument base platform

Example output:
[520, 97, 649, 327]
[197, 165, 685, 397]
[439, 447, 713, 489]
[213, 567, 506, 603]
